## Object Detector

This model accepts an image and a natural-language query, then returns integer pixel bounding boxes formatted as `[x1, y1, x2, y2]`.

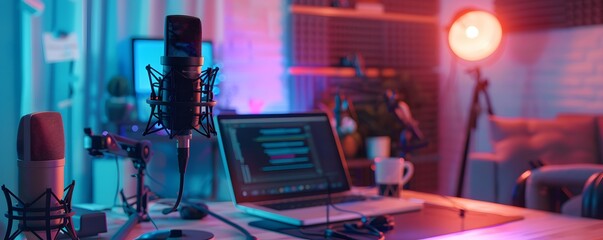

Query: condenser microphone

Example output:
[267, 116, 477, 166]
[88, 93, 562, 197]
[160, 15, 203, 137]
[143, 15, 218, 217]
[144, 14, 218, 138]
[16, 112, 66, 238]
[160, 15, 201, 215]
[140, 16, 219, 239]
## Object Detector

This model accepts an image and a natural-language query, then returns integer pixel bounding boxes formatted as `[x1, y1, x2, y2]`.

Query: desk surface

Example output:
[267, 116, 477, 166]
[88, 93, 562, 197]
[99, 190, 603, 239]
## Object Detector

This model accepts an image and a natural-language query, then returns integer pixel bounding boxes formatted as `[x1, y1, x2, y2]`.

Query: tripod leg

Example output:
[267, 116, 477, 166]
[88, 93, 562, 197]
[481, 84, 495, 116]
[456, 79, 482, 198]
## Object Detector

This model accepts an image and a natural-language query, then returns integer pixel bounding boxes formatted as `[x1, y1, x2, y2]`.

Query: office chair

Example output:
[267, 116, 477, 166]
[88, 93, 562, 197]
[513, 164, 603, 219]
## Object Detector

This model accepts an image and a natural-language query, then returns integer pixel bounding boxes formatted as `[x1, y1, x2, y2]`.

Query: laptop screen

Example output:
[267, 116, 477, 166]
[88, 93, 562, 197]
[216, 113, 352, 203]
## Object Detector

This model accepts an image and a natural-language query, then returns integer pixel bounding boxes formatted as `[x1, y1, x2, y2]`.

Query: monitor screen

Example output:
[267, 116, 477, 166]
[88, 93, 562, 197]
[131, 38, 214, 122]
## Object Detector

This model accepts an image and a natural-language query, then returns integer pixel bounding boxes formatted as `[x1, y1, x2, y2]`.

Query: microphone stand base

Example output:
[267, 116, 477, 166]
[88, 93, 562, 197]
[135, 229, 214, 240]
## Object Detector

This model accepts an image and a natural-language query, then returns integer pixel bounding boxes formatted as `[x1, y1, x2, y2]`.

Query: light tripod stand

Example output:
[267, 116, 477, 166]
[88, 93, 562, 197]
[455, 68, 494, 198]
[446, 9, 502, 197]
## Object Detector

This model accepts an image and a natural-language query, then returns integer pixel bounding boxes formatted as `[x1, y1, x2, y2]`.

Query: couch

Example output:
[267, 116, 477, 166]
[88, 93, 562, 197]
[464, 114, 603, 205]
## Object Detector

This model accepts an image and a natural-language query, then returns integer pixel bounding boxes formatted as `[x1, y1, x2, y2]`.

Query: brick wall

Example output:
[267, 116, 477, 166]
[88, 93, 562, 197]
[439, 0, 603, 196]
[290, 0, 440, 193]
[217, 0, 288, 113]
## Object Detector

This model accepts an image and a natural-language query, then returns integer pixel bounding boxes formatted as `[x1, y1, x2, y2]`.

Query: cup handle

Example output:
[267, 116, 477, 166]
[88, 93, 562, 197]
[401, 162, 414, 185]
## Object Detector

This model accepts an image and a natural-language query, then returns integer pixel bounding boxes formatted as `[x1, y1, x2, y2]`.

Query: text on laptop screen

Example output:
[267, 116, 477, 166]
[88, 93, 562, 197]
[217, 114, 351, 202]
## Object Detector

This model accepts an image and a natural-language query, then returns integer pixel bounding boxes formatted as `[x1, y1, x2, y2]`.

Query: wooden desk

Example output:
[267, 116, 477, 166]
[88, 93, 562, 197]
[407, 191, 603, 239]
[98, 190, 603, 239]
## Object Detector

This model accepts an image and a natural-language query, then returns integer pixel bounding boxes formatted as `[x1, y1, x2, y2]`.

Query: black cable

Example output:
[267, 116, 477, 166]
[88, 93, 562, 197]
[324, 228, 356, 240]
[321, 178, 376, 240]
[162, 144, 190, 215]
[298, 178, 336, 240]
[329, 203, 367, 222]
[120, 189, 134, 216]
[297, 228, 325, 237]
[436, 194, 467, 214]
[330, 204, 384, 239]
[144, 168, 166, 189]
[114, 155, 120, 208]
[147, 213, 159, 230]
[300, 227, 373, 240]
[144, 168, 211, 197]
[434, 195, 467, 231]
[187, 201, 257, 240]
[161, 172, 185, 215]
[322, 178, 350, 240]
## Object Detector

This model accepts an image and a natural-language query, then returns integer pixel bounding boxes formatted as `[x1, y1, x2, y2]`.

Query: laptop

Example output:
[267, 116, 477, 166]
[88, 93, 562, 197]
[215, 112, 422, 226]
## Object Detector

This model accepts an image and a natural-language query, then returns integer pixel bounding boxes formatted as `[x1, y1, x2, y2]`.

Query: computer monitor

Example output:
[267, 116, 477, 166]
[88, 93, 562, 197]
[131, 38, 214, 122]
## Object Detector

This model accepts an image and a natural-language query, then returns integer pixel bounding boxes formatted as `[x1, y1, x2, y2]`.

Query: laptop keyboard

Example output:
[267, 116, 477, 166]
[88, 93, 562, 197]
[261, 195, 367, 210]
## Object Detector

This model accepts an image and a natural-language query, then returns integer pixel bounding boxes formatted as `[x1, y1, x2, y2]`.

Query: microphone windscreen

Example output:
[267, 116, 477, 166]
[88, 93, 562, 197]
[165, 15, 202, 57]
[17, 112, 65, 161]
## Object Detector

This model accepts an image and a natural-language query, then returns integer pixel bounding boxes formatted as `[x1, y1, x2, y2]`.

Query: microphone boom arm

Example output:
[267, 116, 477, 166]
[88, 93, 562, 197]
[83, 128, 153, 239]
[84, 128, 152, 163]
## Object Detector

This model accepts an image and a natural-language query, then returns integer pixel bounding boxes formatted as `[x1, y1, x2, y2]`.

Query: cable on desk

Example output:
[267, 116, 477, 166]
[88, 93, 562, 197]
[330, 204, 385, 239]
[315, 178, 384, 240]
[147, 213, 159, 230]
[433, 194, 467, 230]
[186, 201, 257, 240]
[298, 228, 324, 238]
[435, 194, 467, 217]
[329, 203, 367, 222]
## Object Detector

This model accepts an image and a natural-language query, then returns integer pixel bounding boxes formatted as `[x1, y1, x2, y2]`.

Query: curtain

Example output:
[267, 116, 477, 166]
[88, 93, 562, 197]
[0, 0, 23, 237]
[4, 0, 286, 206]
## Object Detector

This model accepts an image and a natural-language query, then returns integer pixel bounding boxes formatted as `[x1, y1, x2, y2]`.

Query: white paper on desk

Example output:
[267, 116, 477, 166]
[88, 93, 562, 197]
[43, 32, 79, 63]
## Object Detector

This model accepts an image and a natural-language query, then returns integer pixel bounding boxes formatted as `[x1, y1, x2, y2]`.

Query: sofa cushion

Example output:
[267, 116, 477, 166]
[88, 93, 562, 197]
[557, 114, 603, 164]
[489, 116, 598, 166]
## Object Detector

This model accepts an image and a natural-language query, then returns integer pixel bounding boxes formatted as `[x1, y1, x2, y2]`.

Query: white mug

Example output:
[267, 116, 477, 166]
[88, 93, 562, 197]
[374, 157, 414, 197]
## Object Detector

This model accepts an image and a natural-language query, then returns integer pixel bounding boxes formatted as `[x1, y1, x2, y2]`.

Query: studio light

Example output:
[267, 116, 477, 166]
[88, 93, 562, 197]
[448, 10, 502, 62]
[447, 9, 503, 198]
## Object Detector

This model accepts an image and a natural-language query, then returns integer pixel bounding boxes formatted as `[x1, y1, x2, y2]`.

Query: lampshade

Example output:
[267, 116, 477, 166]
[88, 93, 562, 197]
[448, 10, 502, 61]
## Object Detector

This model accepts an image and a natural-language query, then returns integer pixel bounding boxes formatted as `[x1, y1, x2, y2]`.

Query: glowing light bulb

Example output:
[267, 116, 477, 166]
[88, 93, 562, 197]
[465, 25, 479, 39]
[448, 10, 502, 61]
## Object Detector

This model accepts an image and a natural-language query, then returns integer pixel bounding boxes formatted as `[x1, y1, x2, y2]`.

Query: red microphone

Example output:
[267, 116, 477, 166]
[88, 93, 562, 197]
[15, 112, 71, 239]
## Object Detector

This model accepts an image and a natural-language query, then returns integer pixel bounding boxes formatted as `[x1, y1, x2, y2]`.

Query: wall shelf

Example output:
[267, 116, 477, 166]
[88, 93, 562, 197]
[290, 5, 437, 24]
[288, 1, 439, 192]
[288, 66, 397, 78]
